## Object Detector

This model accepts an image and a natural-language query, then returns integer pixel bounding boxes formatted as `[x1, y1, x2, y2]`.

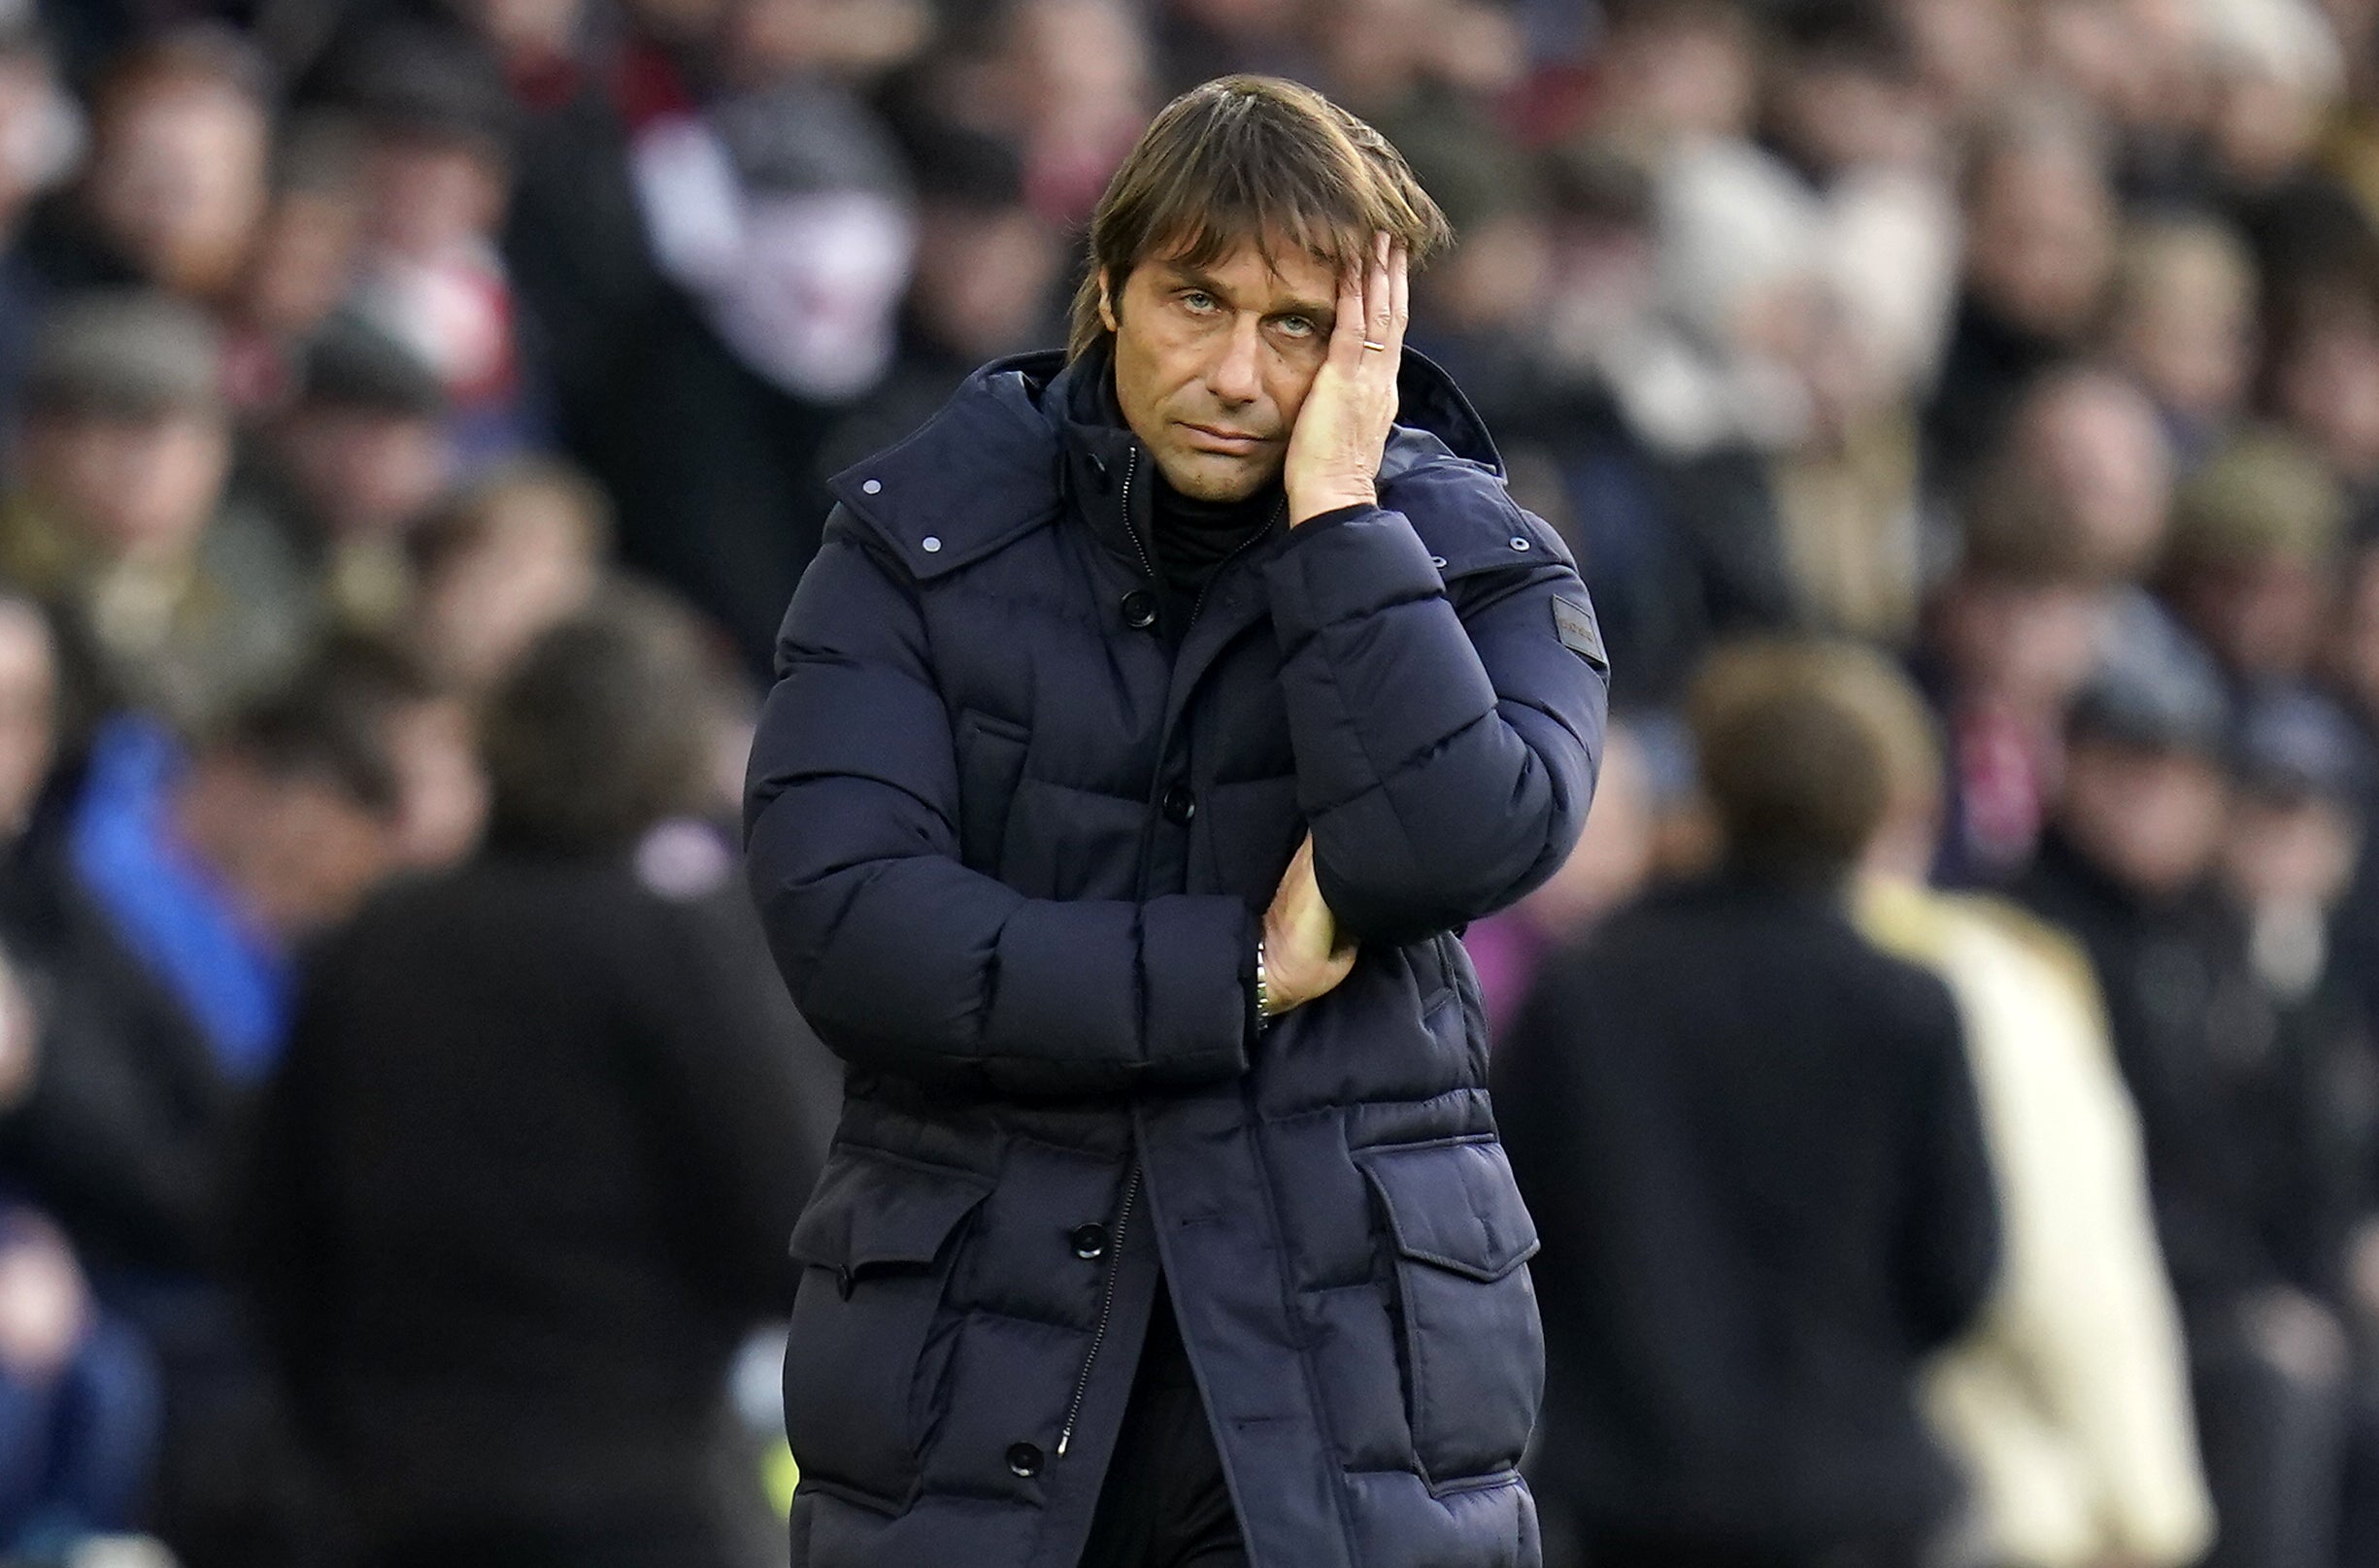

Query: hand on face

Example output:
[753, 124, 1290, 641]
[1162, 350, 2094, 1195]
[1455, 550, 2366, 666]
[1283, 232, 1408, 525]
[1105, 233, 1407, 511]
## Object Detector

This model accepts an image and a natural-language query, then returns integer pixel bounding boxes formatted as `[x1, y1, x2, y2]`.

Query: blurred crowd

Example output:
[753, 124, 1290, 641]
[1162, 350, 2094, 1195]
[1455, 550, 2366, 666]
[1, 0, 2378, 1565]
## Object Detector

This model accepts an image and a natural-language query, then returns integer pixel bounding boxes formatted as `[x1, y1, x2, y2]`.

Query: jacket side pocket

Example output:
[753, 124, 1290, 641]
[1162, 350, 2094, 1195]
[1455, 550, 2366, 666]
[785, 1148, 993, 1511]
[1357, 1136, 1545, 1489]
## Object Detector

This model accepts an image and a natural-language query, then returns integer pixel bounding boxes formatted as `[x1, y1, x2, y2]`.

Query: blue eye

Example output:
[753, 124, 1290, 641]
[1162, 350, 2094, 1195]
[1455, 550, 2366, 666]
[1278, 316, 1315, 338]
[1182, 291, 1218, 314]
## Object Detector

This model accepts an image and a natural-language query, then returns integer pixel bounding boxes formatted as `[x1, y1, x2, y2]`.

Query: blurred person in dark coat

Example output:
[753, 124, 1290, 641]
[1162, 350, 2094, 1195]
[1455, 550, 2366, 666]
[1494, 638, 2000, 1568]
[245, 585, 837, 1568]
[2017, 635, 2352, 1568]
[1926, 94, 2119, 485]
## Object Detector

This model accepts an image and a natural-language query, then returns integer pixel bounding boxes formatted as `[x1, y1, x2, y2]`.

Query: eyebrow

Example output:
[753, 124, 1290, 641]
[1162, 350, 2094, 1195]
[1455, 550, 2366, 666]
[1157, 263, 1335, 327]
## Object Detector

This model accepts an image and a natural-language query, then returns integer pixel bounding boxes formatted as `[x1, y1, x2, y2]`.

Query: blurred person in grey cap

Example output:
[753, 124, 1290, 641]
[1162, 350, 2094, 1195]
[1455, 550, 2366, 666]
[241, 312, 457, 636]
[2020, 632, 2357, 1568]
[2216, 690, 2376, 1292]
[0, 289, 310, 729]
[2161, 427, 2348, 692]
[316, 17, 529, 456]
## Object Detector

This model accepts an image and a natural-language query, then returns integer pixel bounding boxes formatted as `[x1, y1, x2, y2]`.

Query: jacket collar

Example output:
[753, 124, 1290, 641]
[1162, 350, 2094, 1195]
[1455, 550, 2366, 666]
[825, 342, 1507, 582]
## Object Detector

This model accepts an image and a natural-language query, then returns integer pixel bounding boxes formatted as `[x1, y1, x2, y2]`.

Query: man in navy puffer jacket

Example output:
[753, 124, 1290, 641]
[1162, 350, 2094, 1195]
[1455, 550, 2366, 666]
[744, 74, 1610, 1568]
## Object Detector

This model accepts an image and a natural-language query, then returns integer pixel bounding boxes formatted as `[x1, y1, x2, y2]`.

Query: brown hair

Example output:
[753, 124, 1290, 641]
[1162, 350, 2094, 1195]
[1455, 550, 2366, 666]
[480, 584, 725, 852]
[1067, 76, 1453, 360]
[1689, 639, 1904, 872]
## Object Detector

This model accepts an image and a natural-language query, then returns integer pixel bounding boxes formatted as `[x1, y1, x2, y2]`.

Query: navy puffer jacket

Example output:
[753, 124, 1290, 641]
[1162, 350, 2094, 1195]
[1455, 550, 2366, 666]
[744, 346, 1609, 1568]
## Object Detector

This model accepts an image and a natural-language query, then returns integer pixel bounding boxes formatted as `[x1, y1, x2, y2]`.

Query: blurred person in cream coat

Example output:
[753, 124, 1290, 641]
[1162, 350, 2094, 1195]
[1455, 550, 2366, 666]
[1844, 646, 2214, 1568]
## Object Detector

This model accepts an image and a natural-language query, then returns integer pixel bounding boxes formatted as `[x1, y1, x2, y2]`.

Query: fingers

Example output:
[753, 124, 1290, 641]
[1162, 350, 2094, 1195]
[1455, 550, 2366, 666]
[1368, 231, 1394, 352]
[1387, 241, 1410, 355]
[1330, 244, 1368, 368]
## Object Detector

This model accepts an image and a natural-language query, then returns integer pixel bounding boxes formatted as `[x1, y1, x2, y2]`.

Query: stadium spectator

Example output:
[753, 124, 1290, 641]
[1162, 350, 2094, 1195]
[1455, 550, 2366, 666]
[401, 457, 607, 699]
[2020, 639, 2354, 1568]
[24, 27, 270, 306]
[2160, 428, 2347, 693]
[243, 313, 457, 637]
[245, 586, 836, 1568]
[2, 289, 310, 731]
[1852, 641, 2214, 1568]
[1496, 638, 1999, 1568]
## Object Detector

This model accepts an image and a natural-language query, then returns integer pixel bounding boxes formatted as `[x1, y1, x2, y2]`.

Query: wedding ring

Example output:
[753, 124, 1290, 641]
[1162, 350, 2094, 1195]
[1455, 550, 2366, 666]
[1361, 340, 1387, 351]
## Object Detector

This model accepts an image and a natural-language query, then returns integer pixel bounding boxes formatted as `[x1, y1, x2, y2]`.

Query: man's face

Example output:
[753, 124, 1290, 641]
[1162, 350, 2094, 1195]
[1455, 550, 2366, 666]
[25, 408, 230, 561]
[2060, 736, 2228, 898]
[1103, 238, 1338, 502]
[88, 82, 269, 298]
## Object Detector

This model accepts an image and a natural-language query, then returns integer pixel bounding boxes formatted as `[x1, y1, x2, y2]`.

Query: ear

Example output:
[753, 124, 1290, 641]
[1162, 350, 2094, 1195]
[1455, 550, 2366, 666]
[1097, 269, 1119, 333]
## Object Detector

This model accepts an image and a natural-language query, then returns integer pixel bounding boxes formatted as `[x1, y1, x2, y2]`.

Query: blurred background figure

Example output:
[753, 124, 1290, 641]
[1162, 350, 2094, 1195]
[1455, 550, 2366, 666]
[4, 289, 308, 732]
[2019, 640, 2354, 1568]
[242, 589, 836, 1568]
[1853, 648, 2215, 1568]
[1496, 639, 1999, 1568]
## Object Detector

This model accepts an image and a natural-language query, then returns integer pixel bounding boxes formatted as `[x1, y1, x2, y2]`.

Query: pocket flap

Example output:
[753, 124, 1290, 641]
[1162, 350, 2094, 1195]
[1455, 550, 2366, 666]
[1358, 1139, 1540, 1283]
[789, 1149, 993, 1274]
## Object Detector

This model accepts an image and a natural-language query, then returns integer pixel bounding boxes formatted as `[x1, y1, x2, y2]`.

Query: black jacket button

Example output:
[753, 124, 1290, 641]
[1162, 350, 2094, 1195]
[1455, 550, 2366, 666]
[1007, 1442, 1044, 1478]
[1161, 784, 1196, 824]
[1122, 589, 1157, 630]
[1070, 1222, 1107, 1260]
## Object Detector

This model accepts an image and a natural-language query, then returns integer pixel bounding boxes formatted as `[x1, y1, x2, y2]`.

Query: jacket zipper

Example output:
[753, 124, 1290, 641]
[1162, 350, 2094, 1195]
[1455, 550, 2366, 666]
[1052, 473, 1271, 1460]
[1118, 448, 1155, 584]
[1055, 1160, 1141, 1456]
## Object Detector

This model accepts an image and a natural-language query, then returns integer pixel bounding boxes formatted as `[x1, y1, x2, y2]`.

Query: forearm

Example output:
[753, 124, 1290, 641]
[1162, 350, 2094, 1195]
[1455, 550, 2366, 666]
[748, 785, 1256, 1095]
[1264, 505, 1604, 943]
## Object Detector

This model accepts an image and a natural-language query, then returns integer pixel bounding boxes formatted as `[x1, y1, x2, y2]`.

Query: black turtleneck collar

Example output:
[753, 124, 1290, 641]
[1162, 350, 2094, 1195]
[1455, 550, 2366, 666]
[1149, 472, 1280, 638]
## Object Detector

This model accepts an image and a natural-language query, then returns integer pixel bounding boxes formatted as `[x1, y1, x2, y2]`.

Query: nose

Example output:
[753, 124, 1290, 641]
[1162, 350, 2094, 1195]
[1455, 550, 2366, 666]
[1206, 316, 1261, 407]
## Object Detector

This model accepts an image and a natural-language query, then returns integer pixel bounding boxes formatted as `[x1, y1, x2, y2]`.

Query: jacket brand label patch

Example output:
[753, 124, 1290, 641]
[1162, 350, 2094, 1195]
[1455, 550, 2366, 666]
[1552, 595, 1608, 671]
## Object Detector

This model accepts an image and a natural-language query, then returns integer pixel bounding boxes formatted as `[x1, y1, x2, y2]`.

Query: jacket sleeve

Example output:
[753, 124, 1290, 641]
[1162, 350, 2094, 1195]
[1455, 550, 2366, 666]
[1262, 489, 1609, 946]
[743, 512, 1257, 1098]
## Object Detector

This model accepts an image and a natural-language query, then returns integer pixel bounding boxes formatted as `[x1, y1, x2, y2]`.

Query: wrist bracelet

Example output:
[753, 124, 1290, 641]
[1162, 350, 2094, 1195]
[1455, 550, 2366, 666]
[1255, 938, 1274, 1024]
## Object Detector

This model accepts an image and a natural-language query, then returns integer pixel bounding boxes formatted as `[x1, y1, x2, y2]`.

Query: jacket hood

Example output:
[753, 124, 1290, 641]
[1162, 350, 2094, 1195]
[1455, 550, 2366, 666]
[826, 344, 1506, 580]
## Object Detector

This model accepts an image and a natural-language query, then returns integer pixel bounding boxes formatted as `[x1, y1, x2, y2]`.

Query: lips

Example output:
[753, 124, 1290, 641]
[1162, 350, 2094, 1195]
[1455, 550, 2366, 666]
[1179, 423, 1269, 454]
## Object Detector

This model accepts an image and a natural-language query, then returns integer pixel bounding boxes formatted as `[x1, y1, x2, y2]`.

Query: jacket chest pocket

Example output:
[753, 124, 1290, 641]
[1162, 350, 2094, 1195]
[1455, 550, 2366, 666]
[1357, 1137, 1544, 1487]
[784, 1149, 992, 1511]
